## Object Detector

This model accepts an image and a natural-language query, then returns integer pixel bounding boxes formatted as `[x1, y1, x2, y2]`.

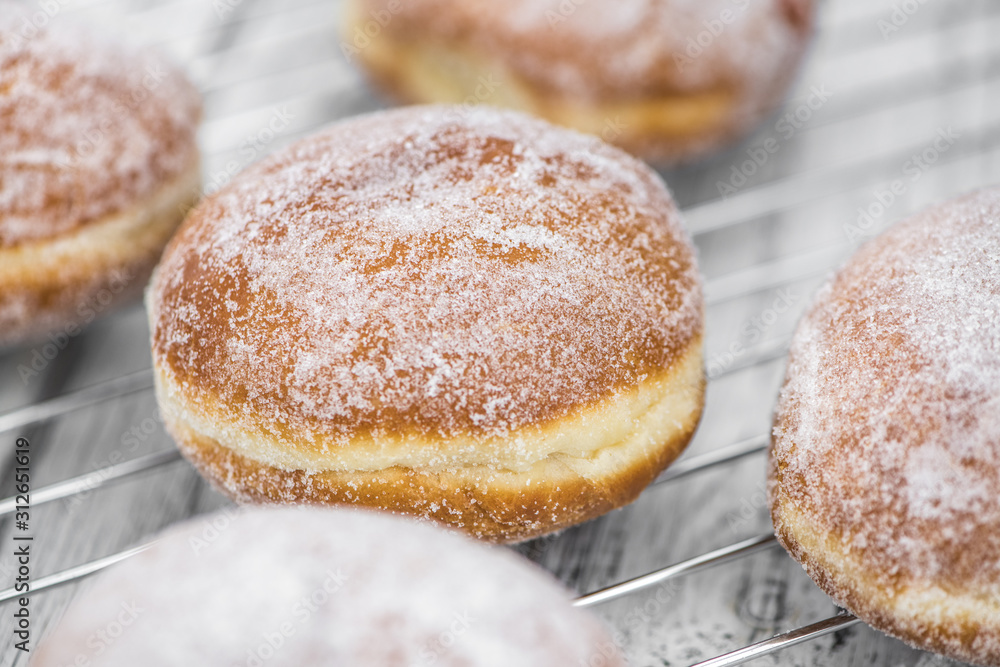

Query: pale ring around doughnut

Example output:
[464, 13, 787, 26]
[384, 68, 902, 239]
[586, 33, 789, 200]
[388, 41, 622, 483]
[343, 0, 814, 163]
[0, 10, 202, 348]
[149, 105, 705, 543]
[770, 188, 1000, 666]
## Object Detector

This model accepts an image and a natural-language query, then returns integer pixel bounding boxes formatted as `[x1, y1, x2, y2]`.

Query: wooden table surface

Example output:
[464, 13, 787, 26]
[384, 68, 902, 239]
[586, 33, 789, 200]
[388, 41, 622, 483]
[0, 0, 996, 665]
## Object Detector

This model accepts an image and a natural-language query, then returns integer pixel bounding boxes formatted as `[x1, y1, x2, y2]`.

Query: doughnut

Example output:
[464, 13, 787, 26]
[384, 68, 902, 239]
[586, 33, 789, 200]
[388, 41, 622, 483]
[31, 506, 625, 666]
[769, 188, 1000, 665]
[343, 0, 814, 163]
[0, 11, 201, 348]
[149, 105, 705, 543]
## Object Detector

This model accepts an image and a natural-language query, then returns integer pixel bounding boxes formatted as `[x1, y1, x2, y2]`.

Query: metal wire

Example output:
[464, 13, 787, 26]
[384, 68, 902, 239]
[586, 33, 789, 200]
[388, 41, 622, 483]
[652, 434, 768, 485]
[5, 3, 996, 665]
[0, 251, 799, 664]
[0, 542, 154, 604]
[0, 449, 182, 518]
[0, 368, 153, 435]
[0, 341, 782, 516]
[687, 614, 864, 667]
[0, 246, 801, 437]
[575, 534, 778, 608]
[0, 332, 782, 606]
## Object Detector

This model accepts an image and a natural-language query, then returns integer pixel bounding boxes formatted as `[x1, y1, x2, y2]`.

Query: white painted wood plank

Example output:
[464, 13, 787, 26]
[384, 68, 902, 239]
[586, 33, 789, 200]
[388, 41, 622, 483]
[0, 2, 991, 666]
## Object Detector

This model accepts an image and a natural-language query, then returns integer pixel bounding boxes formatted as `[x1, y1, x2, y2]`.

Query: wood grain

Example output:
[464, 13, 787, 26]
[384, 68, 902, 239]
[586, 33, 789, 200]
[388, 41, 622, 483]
[0, 0, 993, 665]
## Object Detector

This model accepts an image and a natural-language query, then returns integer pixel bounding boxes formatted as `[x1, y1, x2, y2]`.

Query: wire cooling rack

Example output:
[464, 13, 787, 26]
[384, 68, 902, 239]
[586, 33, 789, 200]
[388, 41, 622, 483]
[0, 0, 996, 665]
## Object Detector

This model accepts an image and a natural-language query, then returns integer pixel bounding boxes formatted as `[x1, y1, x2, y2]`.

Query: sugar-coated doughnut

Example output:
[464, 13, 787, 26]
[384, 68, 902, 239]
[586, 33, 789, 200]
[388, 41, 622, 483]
[769, 188, 1000, 666]
[344, 0, 814, 163]
[149, 105, 704, 543]
[0, 10, 201, 347]
[31, 506, 625, 666]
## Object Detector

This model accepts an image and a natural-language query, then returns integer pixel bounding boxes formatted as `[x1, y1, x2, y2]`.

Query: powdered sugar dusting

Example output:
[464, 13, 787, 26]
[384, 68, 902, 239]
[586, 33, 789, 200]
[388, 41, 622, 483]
[362, 0, 812, 98]
[0, 7, 201, 246]
[34, 507, 624, 666]
[772, 187, 1000, 588]
[151, 106, 701, 448]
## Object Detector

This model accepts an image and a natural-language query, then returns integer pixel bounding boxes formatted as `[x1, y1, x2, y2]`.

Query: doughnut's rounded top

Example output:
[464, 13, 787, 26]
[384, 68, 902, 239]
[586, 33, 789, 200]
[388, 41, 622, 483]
[0, 9, 201, 247]
[772, 187, 1000, 592]
[357, 0, 813, 99]
[150, 105, 702, 444]
[31, 507, 624, 666]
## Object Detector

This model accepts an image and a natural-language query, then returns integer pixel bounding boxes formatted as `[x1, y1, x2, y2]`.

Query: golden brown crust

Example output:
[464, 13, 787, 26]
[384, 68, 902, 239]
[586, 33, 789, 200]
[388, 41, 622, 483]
[0, 13, 202, 346]
[345, 0, 814, 162]
[771, 494, 1000, 667]
[150, 106, 705, 541]
[151, 106, 702, 443]
[0, 158, 201, 347]
[162, 341, 703, 543]
[769, 188, 1000, 665]
[0, 14, 202, 247]
[172, 419, 694, 544]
